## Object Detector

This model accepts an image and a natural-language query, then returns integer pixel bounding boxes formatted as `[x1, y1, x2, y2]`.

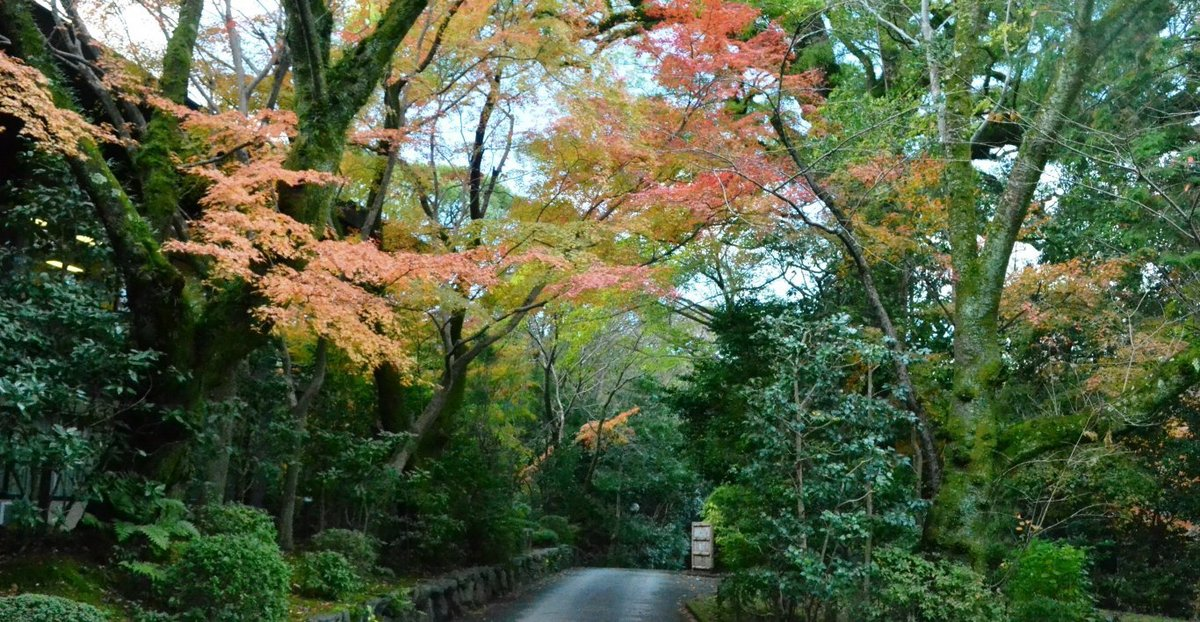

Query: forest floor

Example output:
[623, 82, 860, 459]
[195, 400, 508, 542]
[287, 575, 417, 621]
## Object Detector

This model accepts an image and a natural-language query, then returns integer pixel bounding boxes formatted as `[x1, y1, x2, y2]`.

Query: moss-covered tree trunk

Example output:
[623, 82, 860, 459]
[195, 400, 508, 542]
[928, 0, 1169, 565]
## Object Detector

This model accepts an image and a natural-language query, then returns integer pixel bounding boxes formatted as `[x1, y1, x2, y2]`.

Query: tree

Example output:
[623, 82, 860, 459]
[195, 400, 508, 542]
[708, 311, 922, 620]
[0, 0, 430, 490]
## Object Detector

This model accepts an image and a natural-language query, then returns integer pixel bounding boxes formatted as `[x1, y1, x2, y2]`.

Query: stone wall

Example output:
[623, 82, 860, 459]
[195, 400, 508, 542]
[310, 546, 573, 622]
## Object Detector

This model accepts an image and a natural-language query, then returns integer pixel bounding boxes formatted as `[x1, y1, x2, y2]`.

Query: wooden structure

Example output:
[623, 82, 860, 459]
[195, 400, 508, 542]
[691, 522, 714, 570]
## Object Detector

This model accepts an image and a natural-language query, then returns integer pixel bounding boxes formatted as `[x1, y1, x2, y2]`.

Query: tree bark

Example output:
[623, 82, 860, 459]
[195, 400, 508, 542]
[278, 0, 430, 230]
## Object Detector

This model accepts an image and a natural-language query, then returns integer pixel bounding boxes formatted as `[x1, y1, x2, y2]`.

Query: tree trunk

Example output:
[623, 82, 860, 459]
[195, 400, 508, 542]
[928, 0, 1165, 564]
[278, 340, 328, 551]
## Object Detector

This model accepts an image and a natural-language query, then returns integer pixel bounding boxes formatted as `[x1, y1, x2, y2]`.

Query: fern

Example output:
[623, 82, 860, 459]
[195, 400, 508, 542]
[119, 560, 166, 584]
[114, 499, 199, 554]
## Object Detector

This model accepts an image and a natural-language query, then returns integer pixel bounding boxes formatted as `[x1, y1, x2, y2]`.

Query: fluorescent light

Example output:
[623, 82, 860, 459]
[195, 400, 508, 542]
[66, 265, 84, 273]
[45, 260, 64, 268]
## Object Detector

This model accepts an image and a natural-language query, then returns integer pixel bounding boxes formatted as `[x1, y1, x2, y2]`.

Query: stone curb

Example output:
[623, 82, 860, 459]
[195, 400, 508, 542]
[309, 546, 573, 622]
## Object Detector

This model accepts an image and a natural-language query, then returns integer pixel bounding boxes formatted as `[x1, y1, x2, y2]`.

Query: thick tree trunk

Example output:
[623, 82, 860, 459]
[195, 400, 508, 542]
[375, 362, 415, 433]
[136, 0, 205, 238]
[928, 0, 1165, 564]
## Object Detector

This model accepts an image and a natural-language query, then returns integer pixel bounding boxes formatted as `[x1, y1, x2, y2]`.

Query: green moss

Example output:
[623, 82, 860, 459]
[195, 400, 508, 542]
[135, 116, 186, 239]
[928, 398, 1005, 568]
[285, 575, 415, 622]
[0, 555, 127, 617]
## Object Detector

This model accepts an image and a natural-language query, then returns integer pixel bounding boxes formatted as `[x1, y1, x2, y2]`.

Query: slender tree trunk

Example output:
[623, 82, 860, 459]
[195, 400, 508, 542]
[201, 408, 237, 505]
[793, 373, 810, 552]
[278, 340, 328, 551]
[769, 113, 942, 495]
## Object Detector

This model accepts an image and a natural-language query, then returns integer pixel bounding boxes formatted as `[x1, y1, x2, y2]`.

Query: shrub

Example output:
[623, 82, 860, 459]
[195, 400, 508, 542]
[1006, 540, 1095, 622]
[309, 528, 378, 575]
[0, 594, 108, 622]
[861, 548, 1007, 622]
[701, 484, 763, 570]
[530, 528, 559, 547]
[293, 551, 363, 601]
[130, 609, 174, 622]
[193, 503, 277, 544]
[165, 534, 290, 621]
[537, 515, 574, 545]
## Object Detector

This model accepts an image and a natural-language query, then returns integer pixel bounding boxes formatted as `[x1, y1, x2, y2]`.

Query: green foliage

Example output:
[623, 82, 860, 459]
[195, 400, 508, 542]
[386, 423, 529, 567]
[537, 515, 574, 546]
[669, 302, 788, 483]
[705, 311, 924, 618]
[860, 548, 1006, 622]
[0, 147, 158, 530]
[701, 485, 760, 570]
[164, 534, 290, 622]
[536, 403, 700, 569]
[310, 529, 379, 576]
[193, 503, 277, 544]
[530, 528, 559, 547]
[1006, 540, 1096, 622]
[292, 551, 363, 601]
[114, 498, 199, 555]
[0, 594, 108, 622]
[382, 466, 465, 568]
[308, 428, 410, 542]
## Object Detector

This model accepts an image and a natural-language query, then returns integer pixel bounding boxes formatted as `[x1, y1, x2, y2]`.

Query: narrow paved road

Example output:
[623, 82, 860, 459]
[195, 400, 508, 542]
[464, 568, 719, 622]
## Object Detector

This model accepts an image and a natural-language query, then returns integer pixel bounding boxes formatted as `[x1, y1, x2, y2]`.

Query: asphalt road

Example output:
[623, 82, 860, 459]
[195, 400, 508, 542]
[463, 567, 720, 622]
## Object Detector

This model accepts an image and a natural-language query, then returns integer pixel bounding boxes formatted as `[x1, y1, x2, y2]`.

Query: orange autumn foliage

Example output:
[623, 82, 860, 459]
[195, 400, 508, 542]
[0, 51, 114, 157]
[575, 406, 640, 450]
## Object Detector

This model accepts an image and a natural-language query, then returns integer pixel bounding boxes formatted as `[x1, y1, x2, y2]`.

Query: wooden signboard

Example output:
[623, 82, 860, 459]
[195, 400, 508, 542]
[691, 522, 714, 570]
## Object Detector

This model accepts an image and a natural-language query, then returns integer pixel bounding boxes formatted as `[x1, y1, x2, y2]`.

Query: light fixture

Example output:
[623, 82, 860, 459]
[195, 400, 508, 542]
[45, 260, 64, 268]
[66, 265, 84, 273]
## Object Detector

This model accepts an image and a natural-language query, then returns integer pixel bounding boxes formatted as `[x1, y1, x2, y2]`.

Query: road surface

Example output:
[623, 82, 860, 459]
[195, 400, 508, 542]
[464, 567, 720, 622]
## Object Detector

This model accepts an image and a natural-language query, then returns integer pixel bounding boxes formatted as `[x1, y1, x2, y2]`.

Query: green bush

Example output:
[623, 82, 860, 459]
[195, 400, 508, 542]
[0, 594, 108, 622]
[530, 528, 560, 547]
[165, 534, 290, 621]
[537, 515, 574, 545]
[130, 609, 174, 622]
[701, 484, 762, 570]
[309, 528, 378, 575]
[193, 503, 277, 544]
[1006, 540, 1095, 622]
[293, 551, 363, 601]
[861, 548, 1007, 622]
